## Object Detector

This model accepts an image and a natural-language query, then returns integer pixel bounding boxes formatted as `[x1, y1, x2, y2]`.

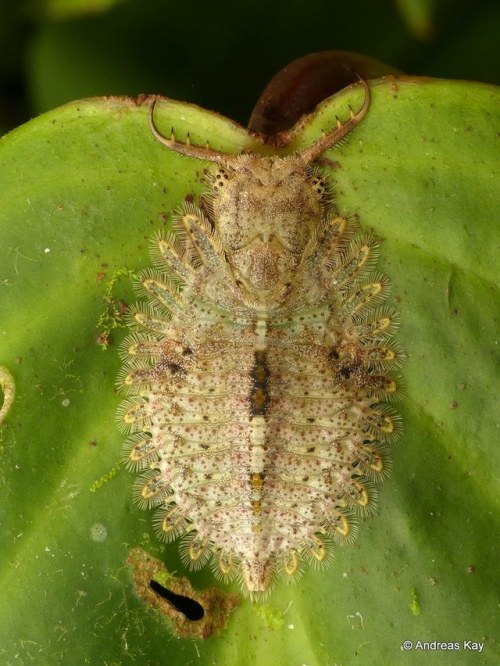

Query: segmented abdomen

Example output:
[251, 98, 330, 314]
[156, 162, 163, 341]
[119, 253, 401, 595]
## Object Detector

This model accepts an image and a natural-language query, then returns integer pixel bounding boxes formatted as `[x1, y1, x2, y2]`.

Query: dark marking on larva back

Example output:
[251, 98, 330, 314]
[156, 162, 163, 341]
[249, 350, 271, 417]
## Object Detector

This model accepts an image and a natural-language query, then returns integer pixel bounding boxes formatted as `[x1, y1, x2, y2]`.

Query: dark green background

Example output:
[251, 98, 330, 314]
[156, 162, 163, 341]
[1, 0, 499, 134]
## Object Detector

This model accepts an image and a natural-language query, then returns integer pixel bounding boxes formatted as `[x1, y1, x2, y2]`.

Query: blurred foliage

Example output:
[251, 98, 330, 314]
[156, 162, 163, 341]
[0, 0, 499, 133]
[28, 0, 128, 21]
[395, 0, 445, 40]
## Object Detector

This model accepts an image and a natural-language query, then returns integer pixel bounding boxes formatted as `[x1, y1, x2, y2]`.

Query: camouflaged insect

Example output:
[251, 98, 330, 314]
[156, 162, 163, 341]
[118, 80, 403, 596]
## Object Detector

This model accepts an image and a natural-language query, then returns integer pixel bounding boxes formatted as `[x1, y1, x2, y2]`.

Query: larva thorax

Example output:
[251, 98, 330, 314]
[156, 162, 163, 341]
[119, 80, 403, 597]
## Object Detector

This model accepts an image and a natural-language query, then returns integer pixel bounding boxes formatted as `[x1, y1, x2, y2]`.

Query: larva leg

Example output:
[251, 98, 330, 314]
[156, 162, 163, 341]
[0, 367, 15, 424]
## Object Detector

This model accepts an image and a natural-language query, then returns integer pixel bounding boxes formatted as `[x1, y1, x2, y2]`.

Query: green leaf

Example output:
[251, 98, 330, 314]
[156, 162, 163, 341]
[1, 78, 499, 665]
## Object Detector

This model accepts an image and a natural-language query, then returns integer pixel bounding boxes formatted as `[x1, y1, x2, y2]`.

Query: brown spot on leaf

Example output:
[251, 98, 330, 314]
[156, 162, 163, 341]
[127, 547, 240, 639]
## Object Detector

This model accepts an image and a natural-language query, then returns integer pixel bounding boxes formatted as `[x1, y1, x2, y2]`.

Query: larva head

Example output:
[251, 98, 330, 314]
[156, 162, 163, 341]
[148, 78, 370, 307]
[206, 154, 326, 305]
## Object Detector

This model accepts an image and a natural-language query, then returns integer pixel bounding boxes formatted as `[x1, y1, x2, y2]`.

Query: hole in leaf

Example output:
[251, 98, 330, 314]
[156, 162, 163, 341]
[149, 579, 205, 621]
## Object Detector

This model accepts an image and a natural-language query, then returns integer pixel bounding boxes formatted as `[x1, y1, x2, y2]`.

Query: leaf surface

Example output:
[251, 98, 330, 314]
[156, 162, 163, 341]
[0, 78, 498, 665]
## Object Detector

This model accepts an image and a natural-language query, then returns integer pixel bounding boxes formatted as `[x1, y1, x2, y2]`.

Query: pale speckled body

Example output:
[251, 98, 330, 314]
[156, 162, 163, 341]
[118, 82, 403, 595]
